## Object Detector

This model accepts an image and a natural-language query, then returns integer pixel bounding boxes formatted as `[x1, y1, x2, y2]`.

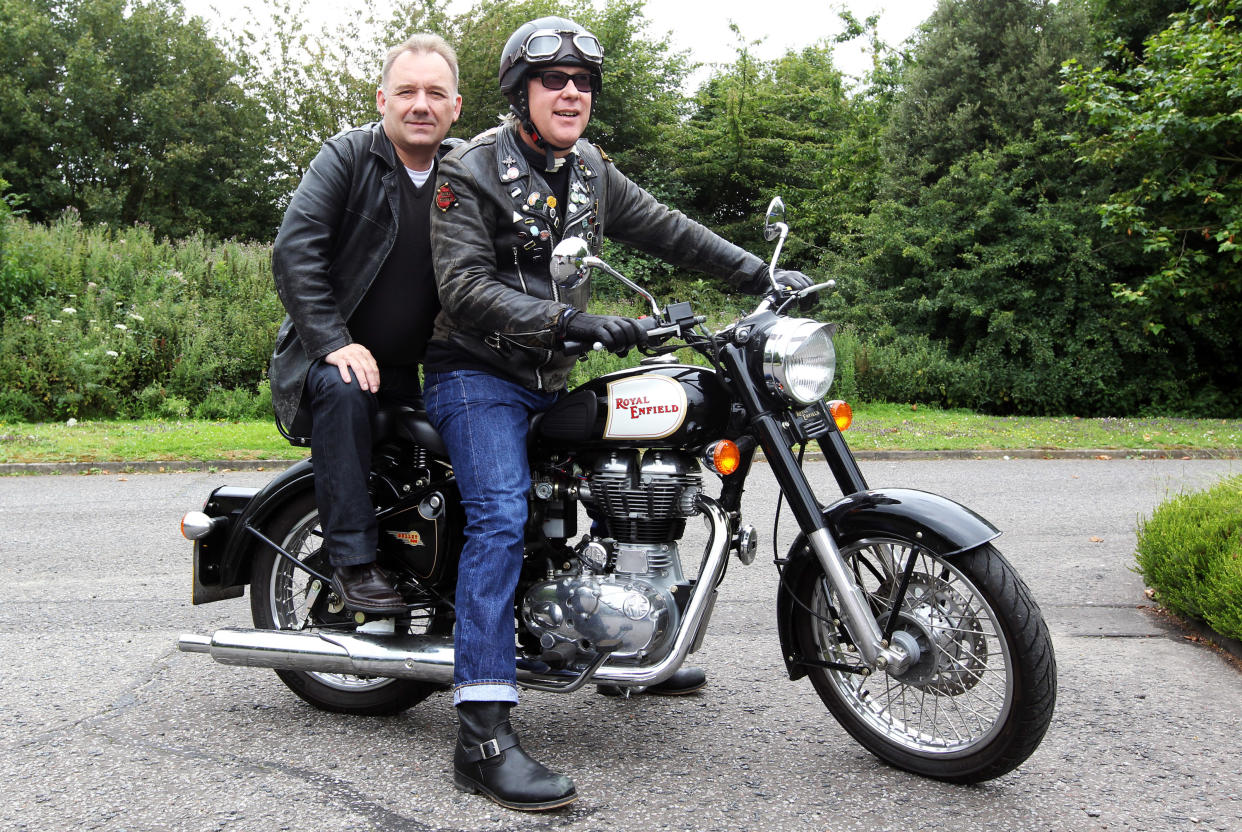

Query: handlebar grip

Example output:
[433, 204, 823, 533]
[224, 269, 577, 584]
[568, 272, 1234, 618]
[560, 339, 604, 356]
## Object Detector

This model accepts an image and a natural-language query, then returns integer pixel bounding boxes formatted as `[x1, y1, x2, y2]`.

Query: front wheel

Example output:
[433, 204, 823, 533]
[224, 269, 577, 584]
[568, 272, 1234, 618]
[249, 490, 452, 715]
[790, 537, 1055, 783]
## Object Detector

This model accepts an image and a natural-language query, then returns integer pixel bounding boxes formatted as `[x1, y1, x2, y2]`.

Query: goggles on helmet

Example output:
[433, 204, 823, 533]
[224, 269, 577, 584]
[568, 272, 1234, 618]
[519, 29, 604, 66]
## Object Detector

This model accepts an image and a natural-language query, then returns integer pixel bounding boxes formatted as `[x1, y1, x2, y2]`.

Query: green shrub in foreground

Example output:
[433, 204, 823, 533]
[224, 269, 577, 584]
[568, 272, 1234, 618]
[1136, 475, 1242, 642]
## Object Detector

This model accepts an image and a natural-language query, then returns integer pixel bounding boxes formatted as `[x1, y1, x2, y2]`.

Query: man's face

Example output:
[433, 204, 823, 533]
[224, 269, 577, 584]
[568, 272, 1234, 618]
[525, 64, 591, 152]
[376, 50, 461, 168]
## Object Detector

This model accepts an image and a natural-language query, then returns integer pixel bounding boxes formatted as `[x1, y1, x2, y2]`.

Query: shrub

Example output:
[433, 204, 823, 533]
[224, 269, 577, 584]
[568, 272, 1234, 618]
[1136, 475, 1242, 641]
[0, 215, 280, 420]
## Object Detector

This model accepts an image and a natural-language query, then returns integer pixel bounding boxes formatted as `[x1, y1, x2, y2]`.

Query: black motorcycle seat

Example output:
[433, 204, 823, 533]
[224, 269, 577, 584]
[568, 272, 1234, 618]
[374, 406, 448, 458]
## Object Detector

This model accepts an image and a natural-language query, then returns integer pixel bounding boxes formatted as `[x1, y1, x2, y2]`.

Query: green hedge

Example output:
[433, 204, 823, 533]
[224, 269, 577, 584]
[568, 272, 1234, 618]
[0, 213, 279, 420]
[0, 209, 1229, 421]
[1136, 475, 1242, 642]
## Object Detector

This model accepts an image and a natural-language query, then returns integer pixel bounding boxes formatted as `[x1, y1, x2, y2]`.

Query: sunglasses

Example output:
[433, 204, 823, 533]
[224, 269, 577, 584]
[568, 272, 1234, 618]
[532, 69, 598, 94]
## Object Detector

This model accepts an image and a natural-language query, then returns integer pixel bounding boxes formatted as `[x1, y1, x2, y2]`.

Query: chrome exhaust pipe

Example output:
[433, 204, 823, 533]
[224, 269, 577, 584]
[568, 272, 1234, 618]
[177, 629, 457, 683]
[177, 495, 733, 689]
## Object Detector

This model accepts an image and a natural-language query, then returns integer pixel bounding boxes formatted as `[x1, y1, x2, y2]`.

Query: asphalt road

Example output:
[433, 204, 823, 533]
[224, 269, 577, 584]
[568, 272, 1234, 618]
[2, 458, 1240, 832]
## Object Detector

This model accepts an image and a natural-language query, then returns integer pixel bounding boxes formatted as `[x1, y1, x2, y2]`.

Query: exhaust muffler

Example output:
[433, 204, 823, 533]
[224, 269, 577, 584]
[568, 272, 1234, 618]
[178, 495, 732, 690]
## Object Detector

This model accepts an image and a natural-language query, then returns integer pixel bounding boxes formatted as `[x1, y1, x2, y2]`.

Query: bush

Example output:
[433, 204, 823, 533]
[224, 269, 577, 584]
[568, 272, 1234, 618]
[1136, 475, 1242, 641]
[0, 214, 281, 420]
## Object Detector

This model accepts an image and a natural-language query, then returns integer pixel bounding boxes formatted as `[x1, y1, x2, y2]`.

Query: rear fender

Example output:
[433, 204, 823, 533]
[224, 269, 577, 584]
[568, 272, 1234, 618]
[775, 488, 1000, 680]
[192, 460, 316, 603]
[191, 485, 259, 604]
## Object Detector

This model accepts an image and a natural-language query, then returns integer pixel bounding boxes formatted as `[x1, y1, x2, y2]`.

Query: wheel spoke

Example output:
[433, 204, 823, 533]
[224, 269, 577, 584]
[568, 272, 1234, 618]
[808, 537, 1016, 756]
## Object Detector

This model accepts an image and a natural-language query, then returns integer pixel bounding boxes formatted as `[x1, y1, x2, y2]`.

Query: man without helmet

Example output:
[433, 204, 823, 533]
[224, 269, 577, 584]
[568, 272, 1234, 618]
[270, 35, 461, 614]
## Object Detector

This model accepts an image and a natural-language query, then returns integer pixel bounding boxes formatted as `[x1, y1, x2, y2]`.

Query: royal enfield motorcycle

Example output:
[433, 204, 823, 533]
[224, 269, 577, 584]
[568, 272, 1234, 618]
[178, 199, 1056, 783]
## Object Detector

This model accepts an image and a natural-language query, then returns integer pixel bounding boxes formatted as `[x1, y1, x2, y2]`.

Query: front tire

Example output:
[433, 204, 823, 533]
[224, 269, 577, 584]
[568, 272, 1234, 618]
[249, 490, 451, 715]
[790, 537, 1055, 783]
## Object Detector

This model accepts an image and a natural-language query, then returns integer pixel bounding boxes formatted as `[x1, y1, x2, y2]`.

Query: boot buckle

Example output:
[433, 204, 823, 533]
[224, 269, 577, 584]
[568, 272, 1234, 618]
[479, 739, 502, 759]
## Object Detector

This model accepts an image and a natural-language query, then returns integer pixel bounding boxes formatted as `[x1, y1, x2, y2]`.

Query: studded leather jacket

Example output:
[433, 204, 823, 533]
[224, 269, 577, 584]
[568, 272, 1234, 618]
[429, 123, 769, 391]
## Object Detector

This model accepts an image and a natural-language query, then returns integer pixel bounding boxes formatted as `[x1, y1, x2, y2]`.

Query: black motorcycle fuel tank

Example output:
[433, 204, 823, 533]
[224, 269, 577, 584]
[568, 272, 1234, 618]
[535, 364, 730, 449]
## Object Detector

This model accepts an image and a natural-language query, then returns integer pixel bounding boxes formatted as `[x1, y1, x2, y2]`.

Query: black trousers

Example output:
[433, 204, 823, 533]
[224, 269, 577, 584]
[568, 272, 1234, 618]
[305, 360, 422, 567]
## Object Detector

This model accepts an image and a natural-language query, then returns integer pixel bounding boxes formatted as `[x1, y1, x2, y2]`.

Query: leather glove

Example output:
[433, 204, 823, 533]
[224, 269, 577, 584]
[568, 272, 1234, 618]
[562, 311, 649, 353]
[774, 269, 815, 292]
[744, 267, 815, 295]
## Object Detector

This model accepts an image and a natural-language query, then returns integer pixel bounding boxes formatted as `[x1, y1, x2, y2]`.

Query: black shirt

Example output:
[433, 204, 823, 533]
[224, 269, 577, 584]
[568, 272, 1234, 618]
[347, 166, 439, 366]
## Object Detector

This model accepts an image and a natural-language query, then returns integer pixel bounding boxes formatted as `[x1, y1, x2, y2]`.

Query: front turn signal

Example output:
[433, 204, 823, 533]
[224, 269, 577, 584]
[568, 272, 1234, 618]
[704, 439, 741, 476]
[828, 400, 853, 431]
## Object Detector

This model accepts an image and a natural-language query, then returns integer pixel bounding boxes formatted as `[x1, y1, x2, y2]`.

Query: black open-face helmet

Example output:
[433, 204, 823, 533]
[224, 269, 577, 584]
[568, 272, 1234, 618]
[499, 16, 603, 156]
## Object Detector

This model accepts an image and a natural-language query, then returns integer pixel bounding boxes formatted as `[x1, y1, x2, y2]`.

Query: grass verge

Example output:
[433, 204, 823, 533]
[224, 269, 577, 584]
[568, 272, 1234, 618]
[2, 404, 1240, 464]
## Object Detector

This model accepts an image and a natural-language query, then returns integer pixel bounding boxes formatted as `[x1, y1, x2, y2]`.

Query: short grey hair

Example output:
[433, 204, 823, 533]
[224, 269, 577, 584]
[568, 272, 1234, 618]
[381, 33, 459, 92]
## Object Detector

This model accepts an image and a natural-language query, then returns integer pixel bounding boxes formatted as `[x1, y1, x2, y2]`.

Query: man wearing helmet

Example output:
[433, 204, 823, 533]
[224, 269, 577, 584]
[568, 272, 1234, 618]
[424, 16, 813, 811]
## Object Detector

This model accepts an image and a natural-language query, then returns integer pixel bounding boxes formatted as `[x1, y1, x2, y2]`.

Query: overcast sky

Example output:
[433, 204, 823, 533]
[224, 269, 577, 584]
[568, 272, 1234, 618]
[182, 0, 934, 84]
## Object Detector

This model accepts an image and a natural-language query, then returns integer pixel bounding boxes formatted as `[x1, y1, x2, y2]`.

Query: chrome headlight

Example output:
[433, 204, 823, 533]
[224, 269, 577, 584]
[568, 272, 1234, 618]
[762, 319, 836, 405]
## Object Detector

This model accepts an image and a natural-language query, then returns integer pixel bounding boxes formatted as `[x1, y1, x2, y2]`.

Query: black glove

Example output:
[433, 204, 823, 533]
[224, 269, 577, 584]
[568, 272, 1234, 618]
[774, 269, 815, 292]
[562, 311, 649, 353]
[744, 267, 815, 295]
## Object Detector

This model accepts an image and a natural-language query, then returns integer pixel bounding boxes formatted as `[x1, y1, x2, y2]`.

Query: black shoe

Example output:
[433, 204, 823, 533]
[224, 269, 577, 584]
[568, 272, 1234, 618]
[596, 666, 707, 698]
[453, 702, 577, 811]
[329, 563, 405, 615]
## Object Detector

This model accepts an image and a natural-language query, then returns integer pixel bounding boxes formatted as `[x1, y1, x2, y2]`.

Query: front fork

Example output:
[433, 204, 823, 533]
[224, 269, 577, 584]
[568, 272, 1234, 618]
[723, 345, 908, 671]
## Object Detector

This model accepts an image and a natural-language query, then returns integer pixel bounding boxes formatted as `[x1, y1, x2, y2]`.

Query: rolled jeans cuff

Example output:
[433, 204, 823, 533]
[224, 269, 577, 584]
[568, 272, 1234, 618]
[453, 682, 519, 706]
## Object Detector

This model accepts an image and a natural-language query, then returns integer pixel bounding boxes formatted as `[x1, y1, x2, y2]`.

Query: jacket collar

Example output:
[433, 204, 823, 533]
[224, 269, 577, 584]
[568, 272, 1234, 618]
[369, 122, 399, 170]
[497, 125, 598, 232]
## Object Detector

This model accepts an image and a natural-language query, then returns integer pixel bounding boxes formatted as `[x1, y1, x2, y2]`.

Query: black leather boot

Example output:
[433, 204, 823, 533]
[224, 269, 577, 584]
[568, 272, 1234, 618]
[453, 702, 577, 811]
[330, 562, 405, 615]
[596, 665, 707, 697]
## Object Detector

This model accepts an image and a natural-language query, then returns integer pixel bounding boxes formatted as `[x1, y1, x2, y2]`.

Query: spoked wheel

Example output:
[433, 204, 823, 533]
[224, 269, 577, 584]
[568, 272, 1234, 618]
[791, 537, 1055, 783]
[249, 491, 452, 715]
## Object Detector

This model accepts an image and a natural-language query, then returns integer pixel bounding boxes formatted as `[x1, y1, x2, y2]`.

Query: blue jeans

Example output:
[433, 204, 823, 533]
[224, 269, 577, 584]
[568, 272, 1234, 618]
[307, 360, 422, 567]
[424, 369, 559, 705]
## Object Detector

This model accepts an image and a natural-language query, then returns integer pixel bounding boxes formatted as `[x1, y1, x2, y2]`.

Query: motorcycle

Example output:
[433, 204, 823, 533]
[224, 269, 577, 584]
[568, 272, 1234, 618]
[177, 198, 1055, 783]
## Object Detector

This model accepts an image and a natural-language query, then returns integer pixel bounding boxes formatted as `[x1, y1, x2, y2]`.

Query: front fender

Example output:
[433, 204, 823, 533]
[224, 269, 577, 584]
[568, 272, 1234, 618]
[775, 488, 1000, 680]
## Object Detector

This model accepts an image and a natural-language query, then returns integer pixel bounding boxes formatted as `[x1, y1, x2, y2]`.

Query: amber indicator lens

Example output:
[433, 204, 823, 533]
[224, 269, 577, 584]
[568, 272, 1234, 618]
[705, 440, 742, 475]
[828, 400, 853, 431]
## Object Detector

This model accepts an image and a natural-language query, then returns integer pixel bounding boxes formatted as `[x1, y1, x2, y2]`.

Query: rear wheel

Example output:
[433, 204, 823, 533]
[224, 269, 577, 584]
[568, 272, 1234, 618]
[249, 490, 452, 715]
[790, 537, 1055, 782]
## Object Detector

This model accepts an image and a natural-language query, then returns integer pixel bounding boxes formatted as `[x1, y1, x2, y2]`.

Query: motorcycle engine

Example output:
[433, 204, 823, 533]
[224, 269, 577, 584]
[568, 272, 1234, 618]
[521, 450, 702, 664]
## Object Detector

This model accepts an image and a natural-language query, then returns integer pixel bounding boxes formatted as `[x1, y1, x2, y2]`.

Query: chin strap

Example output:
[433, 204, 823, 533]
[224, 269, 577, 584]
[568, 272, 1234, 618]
[510, 89, 579, 172]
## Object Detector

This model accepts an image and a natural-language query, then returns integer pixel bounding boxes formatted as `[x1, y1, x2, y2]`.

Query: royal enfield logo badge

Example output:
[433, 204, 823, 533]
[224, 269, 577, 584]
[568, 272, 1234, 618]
[603, 375, 688, 440]
[387, 529, 424, 547]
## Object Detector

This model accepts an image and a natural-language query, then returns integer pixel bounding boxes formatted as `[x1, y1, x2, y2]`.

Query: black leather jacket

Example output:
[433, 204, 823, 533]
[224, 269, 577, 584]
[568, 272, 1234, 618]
[269, 122, 459, 439]
[429, 123, 769, 392]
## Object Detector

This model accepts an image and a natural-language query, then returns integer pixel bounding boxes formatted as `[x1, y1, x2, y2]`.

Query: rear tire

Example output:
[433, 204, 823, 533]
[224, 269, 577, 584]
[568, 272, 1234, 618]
[790, 537, 1055, 783]
[249, 490, 451, 715]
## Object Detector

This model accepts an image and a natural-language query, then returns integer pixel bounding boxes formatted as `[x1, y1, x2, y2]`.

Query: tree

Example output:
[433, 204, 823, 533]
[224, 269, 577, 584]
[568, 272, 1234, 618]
[0, 0, 282, 240]
[816, 0, 1199, 415]
[672, 29, 886, 261]
[1062, 0, 1241, 380]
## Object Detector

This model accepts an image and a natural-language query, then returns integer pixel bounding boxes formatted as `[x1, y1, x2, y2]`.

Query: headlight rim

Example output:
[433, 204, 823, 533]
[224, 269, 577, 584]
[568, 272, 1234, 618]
[760, 318, 837, 406]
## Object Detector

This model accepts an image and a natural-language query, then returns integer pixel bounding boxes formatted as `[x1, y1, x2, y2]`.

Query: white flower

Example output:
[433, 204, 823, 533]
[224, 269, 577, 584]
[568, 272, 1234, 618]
[66, 418, 77, 427]
[87, 281, 98, 289]
[114, 324, 127, 331]
[50, 319, 61, 324]
[62, 307, 76, 314]
[128, 313, 144, 322]
[106, 350, 119, 357]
